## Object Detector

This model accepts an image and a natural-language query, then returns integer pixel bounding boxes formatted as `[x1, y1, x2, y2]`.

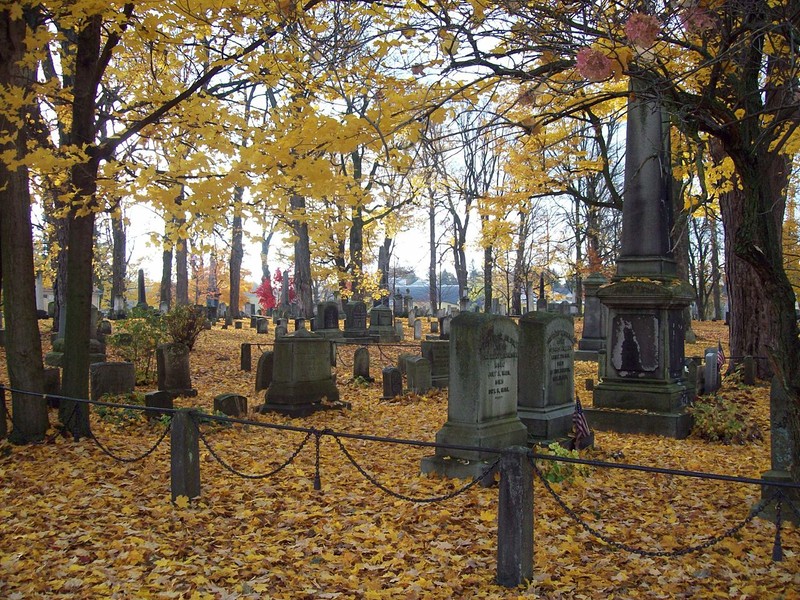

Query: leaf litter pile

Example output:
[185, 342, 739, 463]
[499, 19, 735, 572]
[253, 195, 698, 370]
[0, 320, 797, 599]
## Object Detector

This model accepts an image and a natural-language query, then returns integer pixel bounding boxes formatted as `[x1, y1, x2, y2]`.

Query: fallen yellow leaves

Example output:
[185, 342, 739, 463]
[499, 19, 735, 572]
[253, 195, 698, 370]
[0, 320, 797, 598]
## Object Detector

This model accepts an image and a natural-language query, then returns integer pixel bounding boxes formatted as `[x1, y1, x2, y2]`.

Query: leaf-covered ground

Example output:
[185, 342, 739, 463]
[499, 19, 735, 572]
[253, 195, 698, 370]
[0, 319, 797, 599]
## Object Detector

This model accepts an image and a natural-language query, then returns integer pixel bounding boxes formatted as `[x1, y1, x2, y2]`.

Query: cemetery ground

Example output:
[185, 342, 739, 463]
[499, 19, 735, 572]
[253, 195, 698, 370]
[0, 319, 798, 599]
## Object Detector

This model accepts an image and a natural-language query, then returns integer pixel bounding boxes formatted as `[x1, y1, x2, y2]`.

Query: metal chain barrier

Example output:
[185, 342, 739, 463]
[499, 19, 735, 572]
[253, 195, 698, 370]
[529, 454, 777, 558]
[330, 432, 498, 503]
[88, 423, 171, 463]
[198, 426, 313, 480]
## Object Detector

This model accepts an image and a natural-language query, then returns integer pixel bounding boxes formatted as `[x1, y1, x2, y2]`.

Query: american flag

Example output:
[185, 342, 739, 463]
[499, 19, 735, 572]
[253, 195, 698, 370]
[573, 397, 591, 444]
[717, 341, 726, 370]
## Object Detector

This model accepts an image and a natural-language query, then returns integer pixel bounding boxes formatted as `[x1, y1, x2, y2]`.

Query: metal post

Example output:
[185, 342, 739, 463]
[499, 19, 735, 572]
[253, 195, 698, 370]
[496, 446, 534, 587]
[170, 409, 201, 502]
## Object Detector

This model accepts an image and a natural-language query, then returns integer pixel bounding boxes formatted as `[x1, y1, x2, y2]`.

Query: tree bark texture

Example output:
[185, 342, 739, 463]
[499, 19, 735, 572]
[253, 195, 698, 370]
[291, 194, 313, 317]
[229, 207, 243, 318]
[0, 6, 48, 442]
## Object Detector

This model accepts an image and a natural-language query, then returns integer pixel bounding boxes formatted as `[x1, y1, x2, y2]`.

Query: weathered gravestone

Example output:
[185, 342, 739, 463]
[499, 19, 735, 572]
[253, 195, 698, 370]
[421, 340, 449, 388]
[343, 301, 369, 339]
[137, 269, 148, 308]
[430, 320, 439, 334]
[536, 274, 547, 312]
[413, 319, 423, 340]
[576, 272, 607, 361]
[586, 74, 694, 439]
[144, 390, 173, 419]
[407, 308, 416, 329]
[380, 367, 403, 400]
[421, 313, 527, 480]
[760, 377, 800, 524]
[517, 312, 576, 443]
[703, 347, 720, 395]
[256, 318, 269, 335]
[259, 330, 341, 417]
[315, 301, 341, 338]
[368, 304, 399, 342]
[407, 356, 432, 395]
[157, 342, 197, 398]
[394, 321, 404, 341]
[353, 346, 373, 382]
[275, 324, 288, 339]
[255, 351, 274, 392]
[90, 361, 136, 402]
[213, 393, 248, 418]
[397, 353, 415, 375]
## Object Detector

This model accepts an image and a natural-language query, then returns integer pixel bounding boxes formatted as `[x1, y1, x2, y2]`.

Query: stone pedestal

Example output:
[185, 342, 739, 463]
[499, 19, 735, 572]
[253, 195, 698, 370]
[587, 279, 694, 438]
[260, 330, 341, 417]
[421, 313, 527, 480]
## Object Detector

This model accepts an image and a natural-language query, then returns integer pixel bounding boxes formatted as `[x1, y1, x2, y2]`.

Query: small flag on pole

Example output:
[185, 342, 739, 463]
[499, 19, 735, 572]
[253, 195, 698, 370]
[573, 396, 591, 445]
[717, 341, 726, 370]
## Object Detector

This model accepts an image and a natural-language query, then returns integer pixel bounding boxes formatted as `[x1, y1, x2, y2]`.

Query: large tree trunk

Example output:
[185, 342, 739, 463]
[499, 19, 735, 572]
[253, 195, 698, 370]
[349, 206, 364, 301]
[229, 206, 243, 318]
[291, 194, 313, 317]
[483, 243, 492, 312]
[175, 235, 189, 306]
[0, 6, 48, 442]
[709, 215, 723, 321]
[59, 14, 102, 438]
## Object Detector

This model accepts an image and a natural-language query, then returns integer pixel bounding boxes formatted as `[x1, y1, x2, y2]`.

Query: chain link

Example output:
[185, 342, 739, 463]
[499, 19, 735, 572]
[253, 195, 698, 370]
[198, 426, 313, 479]
[331, 433, 497, 503]
[88, 423, 171, 463]
[530, 455, 776, 557]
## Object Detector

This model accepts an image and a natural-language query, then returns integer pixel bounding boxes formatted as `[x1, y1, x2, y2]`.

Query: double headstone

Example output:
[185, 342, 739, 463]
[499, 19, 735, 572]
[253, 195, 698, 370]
[421, 313, 527, 480]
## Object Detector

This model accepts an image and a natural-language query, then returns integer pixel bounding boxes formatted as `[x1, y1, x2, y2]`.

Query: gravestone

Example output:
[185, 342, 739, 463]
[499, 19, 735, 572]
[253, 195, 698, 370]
[397, 353, 415, 375]
[413, 319, 422, 340]
[430, 320, 439, 334]
[256, 318, 269, 335]
[294, 317, 306, 331]
[760, 377, 800, 524]
[586, 74, 694, 439]
[536, 274, 547, 311]
[407, 308, 416, 329]
[368, 304, 399, 342]
[421, 313, 528, 480]
[394, 321, 404, 341]
[255, 351, 274, 392]
[112, 295, 126, 319]
[703, 347, 720, 394]
[517, 312, 576, 443]
[90, 362, 136, 402]
[260, 330, 341, 417]
[250, 316, 258, 328]
[380, 367, 403, 400]
[315, 301, 341, 338]
[275, 324, 288, 338]
[137, 269, 147, 308]
[159, 301, 169, 315]
[439, 316, 451, 340]
[213, 393, 248, 418]
[343, 301, 369, 339]
[559, 301, 570, 315]
[406, 356, 432, 395]
[353, 346, 373, 382]
[157, 342, 197, 398]
[421, 340, 449, 388]
[576, 272, 607, 361]
[235, 321, 243, 330]
[144, 390, 173, 419]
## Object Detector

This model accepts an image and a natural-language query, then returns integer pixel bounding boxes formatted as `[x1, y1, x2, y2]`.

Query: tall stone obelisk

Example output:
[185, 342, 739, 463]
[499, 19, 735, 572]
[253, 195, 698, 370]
[586, 74, 694, 438]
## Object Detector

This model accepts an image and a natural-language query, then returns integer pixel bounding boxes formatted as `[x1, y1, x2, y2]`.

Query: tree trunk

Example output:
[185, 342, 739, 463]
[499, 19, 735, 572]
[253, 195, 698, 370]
[175, 235, 189, 306]
[483, 243, 492, 312]
[59, 13, 102, 438]
[229, 207, 243, 318]
[349, 206, 364, 301]
[291, 194, 313, 317]
[0, 6, 48, 442]
[709, 215, 723, 321]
